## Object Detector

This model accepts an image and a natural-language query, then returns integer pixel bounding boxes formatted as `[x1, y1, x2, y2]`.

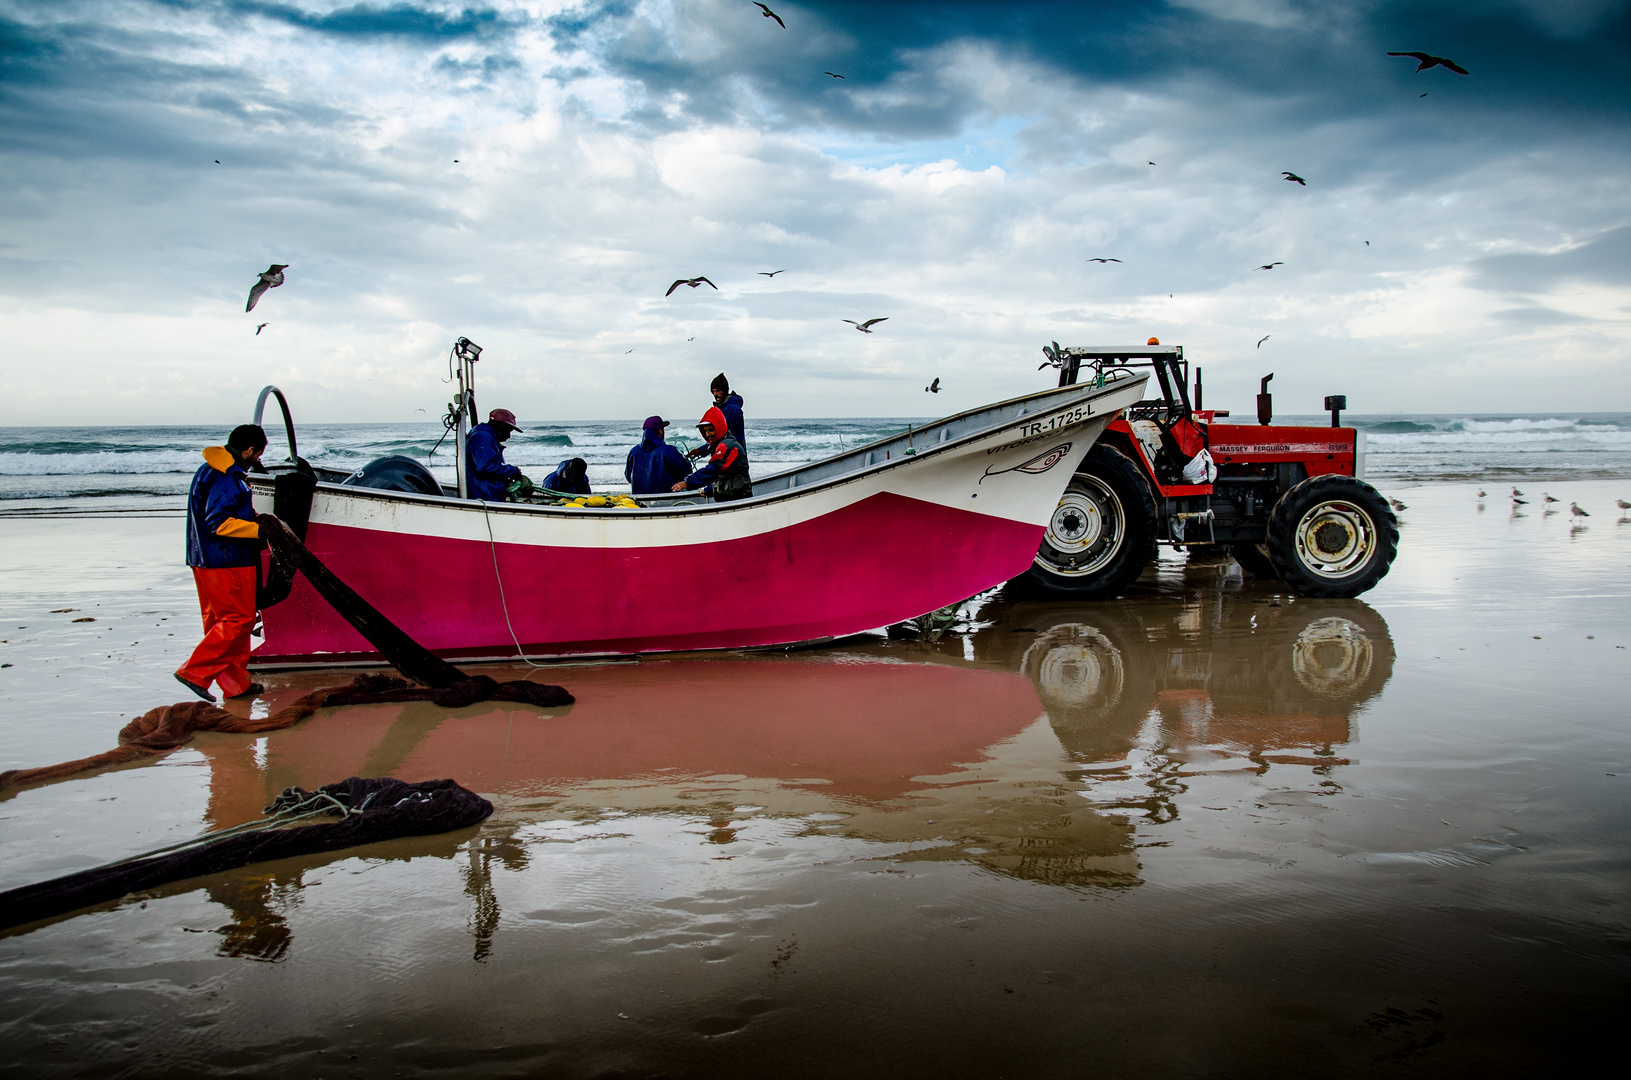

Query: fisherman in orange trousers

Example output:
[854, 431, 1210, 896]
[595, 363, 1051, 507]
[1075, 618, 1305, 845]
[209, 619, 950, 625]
[175, 425, 268, 702]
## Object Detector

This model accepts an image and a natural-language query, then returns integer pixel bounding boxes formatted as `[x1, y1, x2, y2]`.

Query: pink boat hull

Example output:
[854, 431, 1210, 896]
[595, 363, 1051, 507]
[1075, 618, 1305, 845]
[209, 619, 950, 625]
[263, 492, 1039, 662]
[250, 378, 1147, 667]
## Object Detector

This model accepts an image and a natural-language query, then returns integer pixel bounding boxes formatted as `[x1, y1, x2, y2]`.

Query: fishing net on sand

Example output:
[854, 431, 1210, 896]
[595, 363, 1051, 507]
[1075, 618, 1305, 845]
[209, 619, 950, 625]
[0, 513, 572, 796]
[0, 673, 572, 793]
[0, 511, 574, 930]
[0, 776, 493, 932]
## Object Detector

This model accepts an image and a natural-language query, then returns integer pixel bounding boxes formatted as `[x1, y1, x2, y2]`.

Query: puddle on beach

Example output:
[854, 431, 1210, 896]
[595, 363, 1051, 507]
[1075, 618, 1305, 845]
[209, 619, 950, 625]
[1, 480, 1629, 1076]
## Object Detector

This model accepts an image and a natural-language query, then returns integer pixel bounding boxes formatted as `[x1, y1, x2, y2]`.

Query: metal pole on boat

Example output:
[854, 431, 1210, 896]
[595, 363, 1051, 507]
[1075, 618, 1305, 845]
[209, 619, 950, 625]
[451, 337, 482, 499]
[252, 385, 298, 463]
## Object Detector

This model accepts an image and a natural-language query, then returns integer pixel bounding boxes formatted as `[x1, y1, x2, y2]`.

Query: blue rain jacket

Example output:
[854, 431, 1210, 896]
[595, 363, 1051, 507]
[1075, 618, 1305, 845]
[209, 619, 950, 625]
[186, 447, 262, 569]
[625, 429, 690, 495]
[465, 422, 521, 501]
[544, 458, 592, 495]
[719, 392, 745, 449]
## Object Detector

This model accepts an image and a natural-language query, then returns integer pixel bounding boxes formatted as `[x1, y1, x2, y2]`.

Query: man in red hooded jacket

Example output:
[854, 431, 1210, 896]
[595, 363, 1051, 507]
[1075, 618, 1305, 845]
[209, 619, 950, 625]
[672, 406, 752, 501]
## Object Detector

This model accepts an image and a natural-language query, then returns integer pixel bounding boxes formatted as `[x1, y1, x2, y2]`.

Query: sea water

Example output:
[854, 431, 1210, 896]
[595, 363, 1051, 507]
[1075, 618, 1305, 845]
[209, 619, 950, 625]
[2, 413, 1629, 510]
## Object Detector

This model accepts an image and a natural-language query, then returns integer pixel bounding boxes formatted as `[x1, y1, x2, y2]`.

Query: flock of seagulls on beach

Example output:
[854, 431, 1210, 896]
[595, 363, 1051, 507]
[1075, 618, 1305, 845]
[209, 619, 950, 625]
[1467, 486, 1628, 531]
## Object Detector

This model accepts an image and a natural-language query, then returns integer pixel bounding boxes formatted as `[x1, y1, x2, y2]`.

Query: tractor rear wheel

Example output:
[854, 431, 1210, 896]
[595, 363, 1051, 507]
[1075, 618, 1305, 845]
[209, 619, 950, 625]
[1014, 444, 1157, 600]
[1265, 475, 1398, 598]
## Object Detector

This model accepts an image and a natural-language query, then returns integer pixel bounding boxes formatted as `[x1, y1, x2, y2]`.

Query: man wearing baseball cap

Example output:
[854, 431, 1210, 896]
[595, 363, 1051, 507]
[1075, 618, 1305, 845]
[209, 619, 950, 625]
[465, 408, 529, 501]
[625, 415, 690, 495]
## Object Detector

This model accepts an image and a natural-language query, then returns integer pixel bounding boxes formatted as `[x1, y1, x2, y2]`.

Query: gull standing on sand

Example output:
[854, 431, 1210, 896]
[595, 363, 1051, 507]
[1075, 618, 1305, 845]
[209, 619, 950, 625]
[1543, 493, 1560, 504]
[1388, 497, 1407, 512]
[1571, 502, 1589, 518]
[1616, 499, 1631, 514]
[1477, 489, 1486, 498]
[1512, 487, 1524, 497]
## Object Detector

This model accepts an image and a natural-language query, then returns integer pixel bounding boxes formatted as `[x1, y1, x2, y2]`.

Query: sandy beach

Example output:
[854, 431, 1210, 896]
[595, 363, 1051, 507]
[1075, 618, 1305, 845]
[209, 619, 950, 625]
[1, 478, 1629, 1075]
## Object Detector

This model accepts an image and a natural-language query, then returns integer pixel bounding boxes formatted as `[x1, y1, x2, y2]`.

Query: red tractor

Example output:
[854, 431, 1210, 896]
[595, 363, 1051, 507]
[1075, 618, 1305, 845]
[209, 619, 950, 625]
[1015, 343, 1399, 599]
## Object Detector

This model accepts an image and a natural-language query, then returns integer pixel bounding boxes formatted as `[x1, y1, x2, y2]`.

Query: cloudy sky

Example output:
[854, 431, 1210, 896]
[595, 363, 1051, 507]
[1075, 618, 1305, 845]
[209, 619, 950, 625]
[1, 0, 1628, 424]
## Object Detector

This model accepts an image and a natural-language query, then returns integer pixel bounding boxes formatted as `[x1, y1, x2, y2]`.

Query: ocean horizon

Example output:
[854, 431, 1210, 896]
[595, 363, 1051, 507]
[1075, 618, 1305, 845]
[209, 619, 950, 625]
[3, 412, 1631, 507]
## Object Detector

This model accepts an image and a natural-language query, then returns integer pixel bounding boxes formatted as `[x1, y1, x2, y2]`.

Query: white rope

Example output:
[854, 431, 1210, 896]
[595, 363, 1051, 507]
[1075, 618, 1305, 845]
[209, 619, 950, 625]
[478, 499, 552, 669]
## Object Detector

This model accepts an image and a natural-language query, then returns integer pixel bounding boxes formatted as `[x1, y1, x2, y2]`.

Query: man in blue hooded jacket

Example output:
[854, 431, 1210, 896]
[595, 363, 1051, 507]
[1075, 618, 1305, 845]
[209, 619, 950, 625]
[544, 457, 591, 495]
[625, 416, 690, 495]
[688, 373, 745, 460]
[175, 424, 268, 702]
[465, 408, 527, 501]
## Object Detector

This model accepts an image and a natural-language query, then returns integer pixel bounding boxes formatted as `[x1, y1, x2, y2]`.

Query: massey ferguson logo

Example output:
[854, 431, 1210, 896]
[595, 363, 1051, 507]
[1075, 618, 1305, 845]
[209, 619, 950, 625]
[981, 443, 1072, 483]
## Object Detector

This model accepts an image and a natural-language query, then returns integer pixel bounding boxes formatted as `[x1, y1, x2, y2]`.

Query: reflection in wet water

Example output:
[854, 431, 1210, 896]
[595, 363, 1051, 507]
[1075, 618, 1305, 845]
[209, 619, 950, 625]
[144, 572, 1396, 950]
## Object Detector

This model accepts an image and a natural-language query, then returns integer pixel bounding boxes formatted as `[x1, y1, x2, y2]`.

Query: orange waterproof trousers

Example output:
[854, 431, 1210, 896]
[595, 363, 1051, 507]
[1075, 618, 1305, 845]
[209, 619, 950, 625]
[177, 565, 257, 698]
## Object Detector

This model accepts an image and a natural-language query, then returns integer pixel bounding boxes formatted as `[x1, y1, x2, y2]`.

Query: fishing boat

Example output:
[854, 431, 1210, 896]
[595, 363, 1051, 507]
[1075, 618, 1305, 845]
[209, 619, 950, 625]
[246, 357, 1148, 667]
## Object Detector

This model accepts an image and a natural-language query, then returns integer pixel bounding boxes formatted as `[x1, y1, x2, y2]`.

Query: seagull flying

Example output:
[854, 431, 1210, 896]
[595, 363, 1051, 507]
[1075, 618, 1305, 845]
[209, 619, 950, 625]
[757, 269, 786, 277]
[1388, 51, 1470, 75]
[753, 2, 785, 28]
[1282, 172, 1307, 185]
[1087, 258, 1121, 263]
[245, 264, 288, 312]
[1257, 335, 1271, 348]
[926, 378, 940, 394]
[824, 72, 845, 79]
[843, 318, 888, 333]
[625, 349, 634, 354]
[1572, 502, 1590, 517]
[666, 277, 717, 296]
[1255, 262, 1283, 271]
[255, 323, 268, 335]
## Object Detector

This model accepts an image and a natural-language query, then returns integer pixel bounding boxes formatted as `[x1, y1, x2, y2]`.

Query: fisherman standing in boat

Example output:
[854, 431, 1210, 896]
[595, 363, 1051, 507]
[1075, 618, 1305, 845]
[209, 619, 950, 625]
[687, 373, 745, 459]
[673, 406, 752, 501]
[174, 424, 268, 703]
[465, 408, 530, 501]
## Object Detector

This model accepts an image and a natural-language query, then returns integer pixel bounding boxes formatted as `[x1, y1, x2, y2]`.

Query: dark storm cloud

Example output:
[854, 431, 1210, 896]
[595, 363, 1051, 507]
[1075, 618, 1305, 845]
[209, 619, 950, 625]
[1473, 227, 1631, 292]
[543, 0, 1631, 140]
[226, 1, 513, 40]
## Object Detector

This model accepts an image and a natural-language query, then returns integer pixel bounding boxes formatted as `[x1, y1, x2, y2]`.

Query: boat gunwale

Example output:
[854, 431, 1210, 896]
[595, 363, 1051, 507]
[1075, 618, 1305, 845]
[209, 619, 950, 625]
[248, 373, 1147, 521]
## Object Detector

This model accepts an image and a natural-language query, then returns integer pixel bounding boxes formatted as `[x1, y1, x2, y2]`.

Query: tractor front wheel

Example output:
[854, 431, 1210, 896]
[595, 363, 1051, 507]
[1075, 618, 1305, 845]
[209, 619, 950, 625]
[1014, 444, 1158, 600]
[1265, 475, 1398, 598]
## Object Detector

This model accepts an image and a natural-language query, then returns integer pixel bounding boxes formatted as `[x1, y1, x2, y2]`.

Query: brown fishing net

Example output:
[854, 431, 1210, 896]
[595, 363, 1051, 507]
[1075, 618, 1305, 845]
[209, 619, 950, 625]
[0, 513, 572, 795]
[0, 674, 572, 794]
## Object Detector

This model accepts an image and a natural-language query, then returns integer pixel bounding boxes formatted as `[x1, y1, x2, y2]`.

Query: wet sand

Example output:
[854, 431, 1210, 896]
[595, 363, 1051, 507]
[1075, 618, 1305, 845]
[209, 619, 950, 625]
[1, 481, 1629, 1076]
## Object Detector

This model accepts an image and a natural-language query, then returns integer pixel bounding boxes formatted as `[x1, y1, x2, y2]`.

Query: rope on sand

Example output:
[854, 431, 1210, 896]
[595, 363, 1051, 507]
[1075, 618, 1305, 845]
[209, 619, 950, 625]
[0, 776, 494, 933]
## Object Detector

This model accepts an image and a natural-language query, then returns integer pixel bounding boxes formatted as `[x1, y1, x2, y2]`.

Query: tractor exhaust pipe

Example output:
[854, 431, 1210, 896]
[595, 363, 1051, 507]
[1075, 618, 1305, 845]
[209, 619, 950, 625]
[1325, 394, 1346, 428]
[1257, 373, 1274, 425]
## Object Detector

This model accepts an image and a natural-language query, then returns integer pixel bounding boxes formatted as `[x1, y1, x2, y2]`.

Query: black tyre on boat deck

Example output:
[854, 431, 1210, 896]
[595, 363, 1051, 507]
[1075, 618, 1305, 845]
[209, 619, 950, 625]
[1013, 444, 1157, 600]
[1265, 474, 1398, 598]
